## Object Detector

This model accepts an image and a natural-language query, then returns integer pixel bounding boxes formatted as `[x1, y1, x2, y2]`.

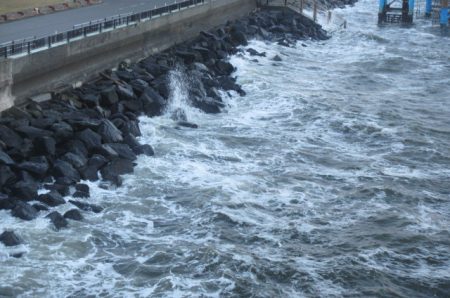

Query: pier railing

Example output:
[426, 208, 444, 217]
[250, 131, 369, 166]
[0, 0, 205, 60]
[259, 0, 347, 29]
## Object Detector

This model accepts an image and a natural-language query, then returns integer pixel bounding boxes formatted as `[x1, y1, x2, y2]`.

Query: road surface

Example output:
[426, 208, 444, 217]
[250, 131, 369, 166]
[0, 0, 177, 44]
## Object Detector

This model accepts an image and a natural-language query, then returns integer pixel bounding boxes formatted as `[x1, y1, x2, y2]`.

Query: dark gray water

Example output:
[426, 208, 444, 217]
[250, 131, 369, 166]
[1, 0, 449, 297]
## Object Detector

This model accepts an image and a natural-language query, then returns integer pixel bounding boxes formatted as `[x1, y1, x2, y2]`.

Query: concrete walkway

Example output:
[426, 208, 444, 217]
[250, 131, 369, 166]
[0, 0, 177, 44]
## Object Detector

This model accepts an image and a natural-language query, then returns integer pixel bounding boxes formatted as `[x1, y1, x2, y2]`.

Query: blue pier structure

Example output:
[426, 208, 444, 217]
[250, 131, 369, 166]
[378, 0, 415, 24]
[378, 0, 449, 29]
[440, 0, 449, 30]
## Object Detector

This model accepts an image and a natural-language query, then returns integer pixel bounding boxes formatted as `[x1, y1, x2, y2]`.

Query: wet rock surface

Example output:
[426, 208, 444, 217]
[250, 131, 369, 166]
[0, 8, 327, 247]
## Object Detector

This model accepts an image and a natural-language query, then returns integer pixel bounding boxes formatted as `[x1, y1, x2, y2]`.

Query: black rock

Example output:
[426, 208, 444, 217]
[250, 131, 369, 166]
[177, 121, 199, 129]
[73, 191, 90, 198]
[50, 122, 73, 141]
[88, 154, 109, 170]
[64, 209, 83, 221]
[107, 143, 137, 161]
[80, 93, 100, 107]
[175, 50, 198, 64]
[0, 125, 23, 149]
[33, 136, 56, 156]
[272, 55, 283, 62]
[11, 201, 38, 220]
[246, 48, 266, 57]
[75, 183, 90, 194]
[140, 87, 167, 117]
[32, 203, 49, 212]
[69, 200, 103, 213]
[100, 86, 119, 107]
[100, 158, 135, 185]
[93, 144, 119, 160]
[62, 139, 88, 158]
[44, 183, 70, 196]
[230, 26, 248, 45]
[191, 96, 224, 114]
[46, 211, 68, 230]
[0, 165, 16, 187]
[123, 121, 142, 137]
[18, 157, 49, 177]
[80, 166, 99, 182]
[134, 144, 155, 156]
[0, 149, 14, 165]
[116, 85, 136, 101]
[62, 152, 87, 169]
[97, 120, 124, 143]
[123, 133, 141, 150]
[215, 60, 235, 76]
[130, 79, 149, 96]
[77, 128, 102, 151]
[38, 191, 66, 207]
[52, 160, 80, 185]
[0, 194, 15, 210]
[123, 99, 143, 113]
[10, 181, 38, 201]
[0, 231, 22, 247]
[15, 125, 52, 139]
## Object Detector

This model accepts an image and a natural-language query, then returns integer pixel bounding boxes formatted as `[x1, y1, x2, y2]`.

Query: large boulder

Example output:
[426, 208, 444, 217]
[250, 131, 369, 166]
[100, 86, 119, 107]
[18, 156, 49, 177]
[33, 136, 56, 156]
[46, 211, 68, 230]
[77, 128, 102, 151]
[11, 201, 38, 220]
[0, 125, 23, 149]
[38, 191, 66, 207]
[107, 143, 137, 161]
[61, 152, 87, 169]
[14, 125, 52, 139]
[0, 150, 14, 165]
[0, 194, 15, 210]
[100, 158, 135, 185]
[50, 122, 73, 141]
[0, 231, 23, 247]
[140, 87, 166, 117]
[69, 200, 103, 213]
[64, 209, 83, 221]
[10, 181, 38, 201]
[0, 165, 16, 187]
[52, 160, 80, 185]
[97, 120, 123, 143]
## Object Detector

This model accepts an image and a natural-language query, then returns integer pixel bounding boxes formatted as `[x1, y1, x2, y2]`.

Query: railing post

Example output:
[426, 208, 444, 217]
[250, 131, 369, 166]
[425, 0, 432, 16]
[48, 36, 51, 48]
[313, 1, 318, 22]
[300, 0, 303, 13]
[27, 41, 31, 54]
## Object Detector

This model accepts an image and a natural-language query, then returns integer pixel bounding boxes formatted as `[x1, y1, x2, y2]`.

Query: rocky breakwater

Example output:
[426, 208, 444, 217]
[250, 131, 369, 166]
[0, 8, 327, 254]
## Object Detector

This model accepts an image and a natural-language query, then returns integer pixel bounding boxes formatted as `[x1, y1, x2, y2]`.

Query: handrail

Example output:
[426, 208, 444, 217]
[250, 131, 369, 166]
[0, 0, 205, 59]
[258, 0, 347, 29]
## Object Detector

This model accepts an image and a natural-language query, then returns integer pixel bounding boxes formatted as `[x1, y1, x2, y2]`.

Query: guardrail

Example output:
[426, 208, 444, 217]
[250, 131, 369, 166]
[0, 0, 205, 59]
[259, 0, 347, 29]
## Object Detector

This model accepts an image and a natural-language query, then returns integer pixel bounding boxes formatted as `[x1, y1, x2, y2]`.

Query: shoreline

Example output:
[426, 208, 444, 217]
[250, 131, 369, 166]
[0, 6, 328, 253]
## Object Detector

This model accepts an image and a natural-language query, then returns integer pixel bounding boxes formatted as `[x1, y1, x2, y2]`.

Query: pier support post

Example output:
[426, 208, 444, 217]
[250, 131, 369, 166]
[408, 0, 415, 22]
[425, 0, 432, 16]
[441, 0, 449, 30]
[378, 0, 387, 24]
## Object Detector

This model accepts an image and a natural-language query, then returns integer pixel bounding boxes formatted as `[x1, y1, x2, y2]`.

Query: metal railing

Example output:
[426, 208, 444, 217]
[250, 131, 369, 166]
[259, 0, 347, 29]
[0, 0, 205, 59]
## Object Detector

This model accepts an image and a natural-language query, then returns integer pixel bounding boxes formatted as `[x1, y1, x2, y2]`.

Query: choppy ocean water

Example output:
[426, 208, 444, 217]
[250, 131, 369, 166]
[1, 0, 449, 296]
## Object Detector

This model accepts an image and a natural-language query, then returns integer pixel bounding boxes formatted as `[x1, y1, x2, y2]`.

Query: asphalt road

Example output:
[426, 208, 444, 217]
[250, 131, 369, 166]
[0, 0, 177, 44]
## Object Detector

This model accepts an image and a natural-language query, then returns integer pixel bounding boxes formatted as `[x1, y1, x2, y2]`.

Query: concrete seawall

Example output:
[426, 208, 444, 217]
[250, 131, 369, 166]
[0, 0, 256, 111]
